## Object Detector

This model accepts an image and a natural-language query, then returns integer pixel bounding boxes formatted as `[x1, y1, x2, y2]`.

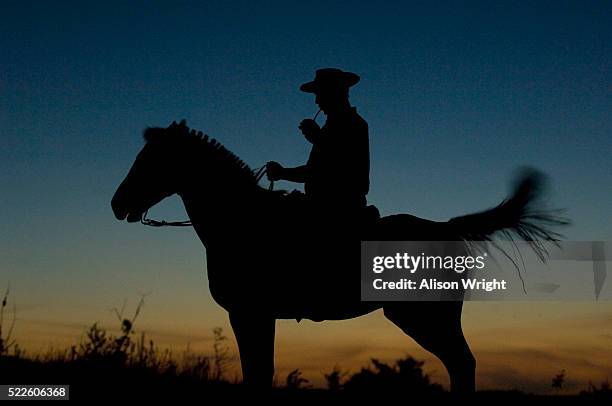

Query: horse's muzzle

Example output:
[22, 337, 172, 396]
[111, 202, 127, 221]
[111, 201, 142, 223]
[111, 192, 130, 221]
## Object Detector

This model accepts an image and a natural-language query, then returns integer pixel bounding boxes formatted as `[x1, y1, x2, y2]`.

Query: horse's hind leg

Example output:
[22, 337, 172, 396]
[383, 302, 475, 393]
[229, 311, 276, 388]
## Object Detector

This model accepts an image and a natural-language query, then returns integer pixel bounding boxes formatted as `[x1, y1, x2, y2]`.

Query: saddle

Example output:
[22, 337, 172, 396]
[361, 204, 381, 226]
[280, 190, 379, 224]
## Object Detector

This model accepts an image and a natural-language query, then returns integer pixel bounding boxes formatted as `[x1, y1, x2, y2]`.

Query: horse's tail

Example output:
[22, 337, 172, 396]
[448, 168, 569, 261]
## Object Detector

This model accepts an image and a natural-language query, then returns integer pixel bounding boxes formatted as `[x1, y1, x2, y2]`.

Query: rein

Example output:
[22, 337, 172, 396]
[141, 209, 193, 227]
[140, 165, 274, 228]
[254, 165, 275, 191]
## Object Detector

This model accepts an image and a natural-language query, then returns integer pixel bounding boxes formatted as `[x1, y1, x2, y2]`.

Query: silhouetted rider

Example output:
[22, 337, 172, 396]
[266, 68, 369, 216]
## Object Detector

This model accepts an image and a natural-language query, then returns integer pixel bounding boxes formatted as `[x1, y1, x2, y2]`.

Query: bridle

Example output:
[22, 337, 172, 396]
[140, 165, 274, 228]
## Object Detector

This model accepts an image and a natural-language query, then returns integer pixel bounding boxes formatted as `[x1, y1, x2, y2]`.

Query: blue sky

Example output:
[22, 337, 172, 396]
[2, 1, 610, 234]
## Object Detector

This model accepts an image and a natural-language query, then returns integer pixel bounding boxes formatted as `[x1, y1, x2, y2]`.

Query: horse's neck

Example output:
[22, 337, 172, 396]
[170, 136, 273, 247]
[179, 182, 262, 248]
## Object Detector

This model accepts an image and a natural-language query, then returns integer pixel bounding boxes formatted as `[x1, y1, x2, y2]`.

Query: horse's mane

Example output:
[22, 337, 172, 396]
[143, 125, 260, 188]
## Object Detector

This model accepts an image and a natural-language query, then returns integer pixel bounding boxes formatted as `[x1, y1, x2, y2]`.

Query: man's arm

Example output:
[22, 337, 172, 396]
[266, 161, 309, 183]
[280, 165, 309, 183]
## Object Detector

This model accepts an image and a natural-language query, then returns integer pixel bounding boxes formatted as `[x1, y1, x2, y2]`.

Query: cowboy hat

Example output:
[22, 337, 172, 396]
[300, 68, 360, 93]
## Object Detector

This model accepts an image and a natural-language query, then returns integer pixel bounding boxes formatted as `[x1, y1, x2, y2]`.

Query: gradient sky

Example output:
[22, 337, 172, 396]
[1, 0, 611, 392]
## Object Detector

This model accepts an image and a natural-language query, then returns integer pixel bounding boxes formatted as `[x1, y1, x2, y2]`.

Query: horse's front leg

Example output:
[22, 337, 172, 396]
[229, 311, 276, 388]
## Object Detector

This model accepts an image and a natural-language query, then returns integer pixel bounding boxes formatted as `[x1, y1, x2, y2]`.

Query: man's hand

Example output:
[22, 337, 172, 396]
[266, 161, 284, 181]
[299, 119, 321, 144]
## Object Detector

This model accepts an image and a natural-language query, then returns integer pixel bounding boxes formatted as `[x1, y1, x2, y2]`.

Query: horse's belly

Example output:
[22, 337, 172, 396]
[204, 214, 455, 317]
[206, 240, 370, 318]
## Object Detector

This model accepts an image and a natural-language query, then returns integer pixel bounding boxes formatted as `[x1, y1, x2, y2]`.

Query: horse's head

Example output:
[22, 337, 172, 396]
[111, 122, 194, 222]
[113, 121, 259, 223]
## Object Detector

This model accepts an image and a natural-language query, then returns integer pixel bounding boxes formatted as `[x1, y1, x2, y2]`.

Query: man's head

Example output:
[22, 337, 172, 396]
[300, 68, 359, 114]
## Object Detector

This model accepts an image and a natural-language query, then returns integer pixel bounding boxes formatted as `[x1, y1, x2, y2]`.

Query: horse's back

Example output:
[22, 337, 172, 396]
[372, 213, 452, 241]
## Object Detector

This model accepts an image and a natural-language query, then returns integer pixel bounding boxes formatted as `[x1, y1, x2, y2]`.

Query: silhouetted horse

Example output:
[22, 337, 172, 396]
[111, 123, 566, 393]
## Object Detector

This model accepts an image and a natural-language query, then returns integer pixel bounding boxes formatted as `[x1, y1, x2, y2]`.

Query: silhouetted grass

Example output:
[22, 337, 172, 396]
[0, 290, 610, 402]
[0, 293, 238, 400]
